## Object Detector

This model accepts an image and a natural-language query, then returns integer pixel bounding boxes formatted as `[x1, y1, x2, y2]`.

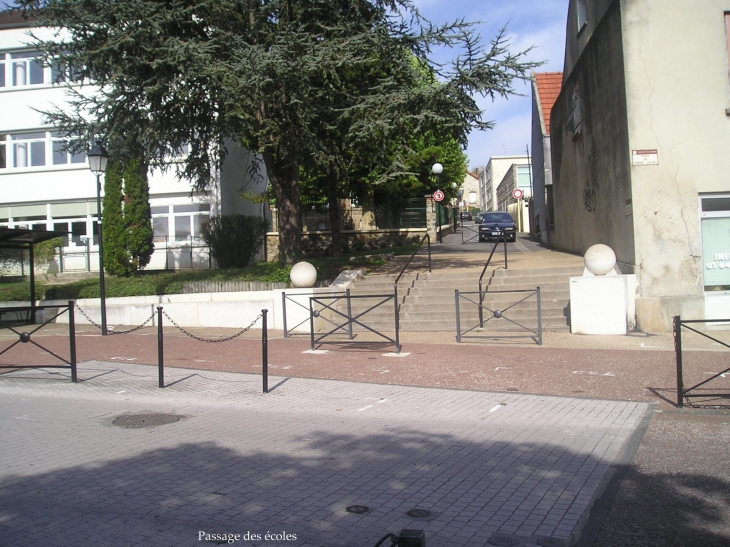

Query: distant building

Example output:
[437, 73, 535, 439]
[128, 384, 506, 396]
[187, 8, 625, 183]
[461, 170, 480, 211]
[549, 0, 730, 331]
[530, 71, 562, 245]
[474, 155, 529, 212]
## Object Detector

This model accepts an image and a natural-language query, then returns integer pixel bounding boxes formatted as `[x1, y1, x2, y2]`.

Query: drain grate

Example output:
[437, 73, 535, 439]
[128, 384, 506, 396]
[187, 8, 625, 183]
[113, 413, 184, 428]
[345, 505, 369, 514]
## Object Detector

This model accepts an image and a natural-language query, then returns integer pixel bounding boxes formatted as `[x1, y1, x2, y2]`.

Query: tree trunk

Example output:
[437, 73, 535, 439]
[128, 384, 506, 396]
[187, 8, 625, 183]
[263, 151, 302, 264]
[327, 175, 343, 257]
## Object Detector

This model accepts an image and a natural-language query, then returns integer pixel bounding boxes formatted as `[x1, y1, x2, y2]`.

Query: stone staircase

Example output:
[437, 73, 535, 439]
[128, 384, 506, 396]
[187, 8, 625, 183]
[338, 264, 584, 334]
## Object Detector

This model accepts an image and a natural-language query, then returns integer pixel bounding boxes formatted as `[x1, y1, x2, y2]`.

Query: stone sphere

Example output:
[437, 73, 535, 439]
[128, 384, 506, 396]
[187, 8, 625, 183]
[290, 261, 317, 288]
[584, 244, 617, 276]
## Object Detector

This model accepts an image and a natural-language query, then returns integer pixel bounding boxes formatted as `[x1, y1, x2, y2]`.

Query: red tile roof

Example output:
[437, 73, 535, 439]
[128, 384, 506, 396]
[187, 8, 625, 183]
[534, 72, 563, 135]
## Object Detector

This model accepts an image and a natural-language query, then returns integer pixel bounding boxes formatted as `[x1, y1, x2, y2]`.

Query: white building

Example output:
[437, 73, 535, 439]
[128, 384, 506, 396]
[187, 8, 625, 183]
[550, 0, 730, 331]
[474, 155, 529, 212]
[0, 11, 266, 273]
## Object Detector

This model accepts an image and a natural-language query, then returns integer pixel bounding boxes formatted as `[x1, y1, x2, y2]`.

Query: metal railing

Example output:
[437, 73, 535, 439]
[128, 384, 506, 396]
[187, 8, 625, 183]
[393, 233, 431, 328]
[0, 301, 77, 382]
[309, 292, 400, 354]
[478, 231, 509, 327]
[673, 315, 730, 408]
[461, 222, 480, 244]
[282, 290, 348, 338]
[455, 288, 542, 345]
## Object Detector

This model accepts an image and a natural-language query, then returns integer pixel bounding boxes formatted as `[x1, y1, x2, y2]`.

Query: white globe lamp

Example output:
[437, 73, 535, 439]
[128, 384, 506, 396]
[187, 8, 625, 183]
[584, 244, 617, 276]
[290, 261, 318, 288]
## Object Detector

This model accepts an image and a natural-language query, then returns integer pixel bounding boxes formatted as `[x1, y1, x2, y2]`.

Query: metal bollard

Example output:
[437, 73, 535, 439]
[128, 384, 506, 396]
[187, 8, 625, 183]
[157, 307, 164, 388]
[262, 309, 268, 393]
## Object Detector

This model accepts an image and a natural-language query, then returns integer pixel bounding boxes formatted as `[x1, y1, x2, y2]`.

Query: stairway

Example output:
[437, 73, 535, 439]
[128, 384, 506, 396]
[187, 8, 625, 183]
[338, 264, 584, 334]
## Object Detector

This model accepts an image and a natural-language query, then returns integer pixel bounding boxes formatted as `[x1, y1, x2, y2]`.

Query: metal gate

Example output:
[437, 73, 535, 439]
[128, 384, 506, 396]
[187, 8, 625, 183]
[455, 288, 542, 345]
[309, 292, 400, 354]
[674, 316, 730, 408]
[461, 222, 480, 244]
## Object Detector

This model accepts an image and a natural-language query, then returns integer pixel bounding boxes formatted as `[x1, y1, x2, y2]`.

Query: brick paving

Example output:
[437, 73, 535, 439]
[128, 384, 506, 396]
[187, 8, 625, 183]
[1, 361, 649, 547]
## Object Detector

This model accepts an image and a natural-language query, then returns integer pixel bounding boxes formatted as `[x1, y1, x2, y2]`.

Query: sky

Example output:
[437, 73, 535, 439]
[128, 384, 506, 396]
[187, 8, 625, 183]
[1, 0, 569, 170]
[411, 0, 568, 169]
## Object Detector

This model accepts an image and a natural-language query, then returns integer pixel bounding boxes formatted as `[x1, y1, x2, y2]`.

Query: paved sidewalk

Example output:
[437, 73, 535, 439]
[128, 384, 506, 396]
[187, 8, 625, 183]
[1, 361, 650, 547]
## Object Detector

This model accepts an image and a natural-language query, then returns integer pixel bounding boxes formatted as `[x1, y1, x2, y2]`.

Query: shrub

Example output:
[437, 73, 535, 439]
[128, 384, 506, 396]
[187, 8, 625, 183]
[200, 215, 268, 269]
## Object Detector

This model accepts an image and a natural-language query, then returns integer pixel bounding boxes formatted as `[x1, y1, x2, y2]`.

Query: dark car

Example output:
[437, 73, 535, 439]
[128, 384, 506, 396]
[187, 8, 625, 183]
[460, 211, 472, 221]
[478, 212, 517, 242]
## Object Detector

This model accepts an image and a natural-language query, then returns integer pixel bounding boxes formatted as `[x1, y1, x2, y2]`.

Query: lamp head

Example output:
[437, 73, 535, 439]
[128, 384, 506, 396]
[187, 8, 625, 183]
[87, 142, 109, 175]
[431, 163, 443, 175]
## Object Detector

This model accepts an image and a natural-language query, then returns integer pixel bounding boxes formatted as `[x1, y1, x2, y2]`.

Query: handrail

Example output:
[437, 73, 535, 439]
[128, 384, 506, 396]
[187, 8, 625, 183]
[478, 230, 509, 327]
[393, 233, 432, 327]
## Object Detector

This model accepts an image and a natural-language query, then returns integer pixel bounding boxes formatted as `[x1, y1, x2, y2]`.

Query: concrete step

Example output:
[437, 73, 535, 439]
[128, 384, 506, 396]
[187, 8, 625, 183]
[345, 317, 569, 332]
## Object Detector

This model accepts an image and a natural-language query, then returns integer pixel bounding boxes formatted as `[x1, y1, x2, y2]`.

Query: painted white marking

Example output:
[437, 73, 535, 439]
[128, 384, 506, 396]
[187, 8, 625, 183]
[303, 350, 329, 354]
[383, 352, 410, 358]
[495, 367, 511, 371]
[111, 357, 138, 361]
[116, 390, 126, 394]
[357, 405, 373, 412]
[377, 399, 388, 404]
[704, 372, 728, 378]
[489, 404, 502, 413]
[379, 370, 390, 374]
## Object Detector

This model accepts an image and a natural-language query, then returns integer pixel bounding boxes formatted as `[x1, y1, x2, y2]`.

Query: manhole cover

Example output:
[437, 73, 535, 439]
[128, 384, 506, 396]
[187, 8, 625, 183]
[345, 505, 369, 514]
[112, 413, 184, 428]
[406, 508, 433, 519]
[488, 535, 519, 547]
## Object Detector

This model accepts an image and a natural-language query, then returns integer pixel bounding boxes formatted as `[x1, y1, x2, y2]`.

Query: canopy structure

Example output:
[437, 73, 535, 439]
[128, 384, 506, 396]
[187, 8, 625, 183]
[0, 227, 69, 322]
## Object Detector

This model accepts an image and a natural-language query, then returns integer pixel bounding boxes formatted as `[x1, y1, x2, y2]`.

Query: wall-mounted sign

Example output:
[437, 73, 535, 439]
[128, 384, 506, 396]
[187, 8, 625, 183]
[632, 149, 658, 165]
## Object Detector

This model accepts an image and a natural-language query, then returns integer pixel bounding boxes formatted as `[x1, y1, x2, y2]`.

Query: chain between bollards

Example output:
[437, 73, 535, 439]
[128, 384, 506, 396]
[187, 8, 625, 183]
[262, 309, 268, 393]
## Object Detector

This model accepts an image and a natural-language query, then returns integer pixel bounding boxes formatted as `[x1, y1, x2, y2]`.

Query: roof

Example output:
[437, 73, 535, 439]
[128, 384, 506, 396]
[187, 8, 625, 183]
[534, 72, 563, 135]
[0, 9, 34, 30]
[0, 227, 68, 249]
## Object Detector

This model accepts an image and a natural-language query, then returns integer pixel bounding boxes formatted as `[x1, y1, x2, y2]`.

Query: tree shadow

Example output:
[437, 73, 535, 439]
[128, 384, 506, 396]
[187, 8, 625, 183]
[2, 412, 729, 547]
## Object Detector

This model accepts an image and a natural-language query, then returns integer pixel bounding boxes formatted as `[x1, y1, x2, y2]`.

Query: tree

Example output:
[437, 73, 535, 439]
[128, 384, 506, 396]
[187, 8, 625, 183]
[17, 0, 539, 264]
[102, 159, 154, 276]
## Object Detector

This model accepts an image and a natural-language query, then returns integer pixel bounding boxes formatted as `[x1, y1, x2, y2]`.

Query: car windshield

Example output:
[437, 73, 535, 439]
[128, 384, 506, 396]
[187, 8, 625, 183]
[483, 213, 513, 222]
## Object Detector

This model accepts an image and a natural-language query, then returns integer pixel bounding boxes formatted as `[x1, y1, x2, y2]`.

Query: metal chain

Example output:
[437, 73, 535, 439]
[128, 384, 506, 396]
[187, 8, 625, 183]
[74, 303, 156, 335]
[161, 310, 263, 343]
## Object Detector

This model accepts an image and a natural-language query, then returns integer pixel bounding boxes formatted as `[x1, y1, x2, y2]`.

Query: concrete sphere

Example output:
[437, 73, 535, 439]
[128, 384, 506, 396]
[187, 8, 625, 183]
[584, 244, 617, 276]
[290, 261, 317, 288]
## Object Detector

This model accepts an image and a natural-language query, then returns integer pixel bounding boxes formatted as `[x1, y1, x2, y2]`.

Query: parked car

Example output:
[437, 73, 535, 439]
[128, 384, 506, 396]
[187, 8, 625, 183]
[478, 212, 517, 242]
[460, 211, 473, 221]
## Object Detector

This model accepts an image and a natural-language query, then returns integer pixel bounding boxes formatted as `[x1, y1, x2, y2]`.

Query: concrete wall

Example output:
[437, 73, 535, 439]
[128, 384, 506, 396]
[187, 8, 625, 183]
[530, 86, 550, 244]
[621, 0, 730, 331]
[551, 0, 636, 272]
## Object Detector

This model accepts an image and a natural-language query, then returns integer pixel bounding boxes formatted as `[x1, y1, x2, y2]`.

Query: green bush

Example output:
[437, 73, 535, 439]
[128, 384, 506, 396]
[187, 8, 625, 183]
[200, 215, 268, 269]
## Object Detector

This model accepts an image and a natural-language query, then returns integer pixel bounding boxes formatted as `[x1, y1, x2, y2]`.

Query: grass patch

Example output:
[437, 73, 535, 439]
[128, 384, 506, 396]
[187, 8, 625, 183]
[0, 244, 419, 302]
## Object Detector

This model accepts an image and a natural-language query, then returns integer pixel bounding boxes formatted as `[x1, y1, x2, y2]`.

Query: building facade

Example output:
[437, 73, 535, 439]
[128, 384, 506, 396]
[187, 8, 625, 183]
[530, 71, 562, 245]
[0, 12, 266, 273]
[474, 155, 529, 212]
[550, 0, 730, 331]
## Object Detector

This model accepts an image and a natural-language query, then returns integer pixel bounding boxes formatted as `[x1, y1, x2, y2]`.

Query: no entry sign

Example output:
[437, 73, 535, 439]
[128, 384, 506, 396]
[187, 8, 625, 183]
[433, 190, 445, 202]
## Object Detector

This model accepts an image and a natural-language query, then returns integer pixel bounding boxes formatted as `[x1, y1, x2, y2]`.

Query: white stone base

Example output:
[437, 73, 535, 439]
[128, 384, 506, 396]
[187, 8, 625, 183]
[569, 275, 637, 335]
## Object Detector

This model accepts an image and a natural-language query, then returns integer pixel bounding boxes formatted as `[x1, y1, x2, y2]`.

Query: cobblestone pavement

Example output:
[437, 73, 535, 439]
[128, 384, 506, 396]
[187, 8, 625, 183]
[1, 361, 650, 547]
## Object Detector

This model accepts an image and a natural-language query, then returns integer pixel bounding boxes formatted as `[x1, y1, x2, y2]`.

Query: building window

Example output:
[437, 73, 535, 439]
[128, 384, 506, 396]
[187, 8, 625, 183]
[700, 194, 730, 291]
[151, 203, 210, 243]
[0, 131, 86, 170]
[577, 0, 588, 33]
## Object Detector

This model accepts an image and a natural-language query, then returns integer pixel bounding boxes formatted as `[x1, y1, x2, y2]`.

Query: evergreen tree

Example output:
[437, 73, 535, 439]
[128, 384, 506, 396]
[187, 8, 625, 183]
[102, 159, 154, 276]
[122, 159, 154, 272]
[18, 0, 539, 264]
[102, 161, 130, 276]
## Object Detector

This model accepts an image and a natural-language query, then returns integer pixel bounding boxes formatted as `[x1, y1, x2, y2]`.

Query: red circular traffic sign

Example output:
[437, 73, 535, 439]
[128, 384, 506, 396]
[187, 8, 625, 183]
[433, 190, 445, 202]
[512, 188, 524, 199]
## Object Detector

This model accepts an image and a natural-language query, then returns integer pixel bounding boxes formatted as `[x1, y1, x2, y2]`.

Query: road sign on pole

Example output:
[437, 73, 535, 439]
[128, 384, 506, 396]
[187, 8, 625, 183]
[512, 188, 524, 199]
[433, 190, 445, 202]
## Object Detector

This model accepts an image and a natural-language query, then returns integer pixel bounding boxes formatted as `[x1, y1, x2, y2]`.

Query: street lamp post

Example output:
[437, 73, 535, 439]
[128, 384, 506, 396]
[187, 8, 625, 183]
[87, 142, 109, 335]
[432, 163, 443, 243]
